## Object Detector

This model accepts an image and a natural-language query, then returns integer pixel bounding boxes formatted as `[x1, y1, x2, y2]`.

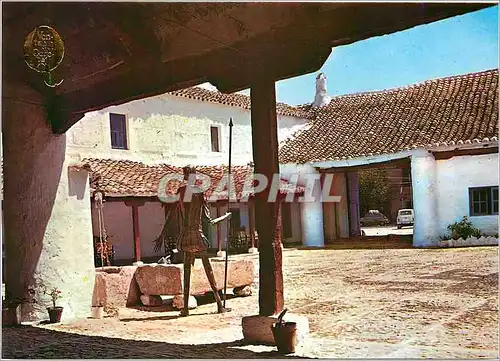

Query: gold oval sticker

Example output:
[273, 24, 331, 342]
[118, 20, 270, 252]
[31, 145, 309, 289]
[24, 26, 64, 73]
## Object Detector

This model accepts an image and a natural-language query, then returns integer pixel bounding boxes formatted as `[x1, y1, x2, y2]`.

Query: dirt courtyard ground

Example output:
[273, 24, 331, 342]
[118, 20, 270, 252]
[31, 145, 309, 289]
[3, 242, 498, 358]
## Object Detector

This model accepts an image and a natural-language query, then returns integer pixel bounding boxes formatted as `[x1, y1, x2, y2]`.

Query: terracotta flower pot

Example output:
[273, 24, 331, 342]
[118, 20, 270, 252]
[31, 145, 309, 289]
[47, 307, 63, 323]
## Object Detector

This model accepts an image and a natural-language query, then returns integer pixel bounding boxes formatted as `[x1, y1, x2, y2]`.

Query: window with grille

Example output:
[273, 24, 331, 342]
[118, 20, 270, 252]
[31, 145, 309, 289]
[469, 186, 499, 216]
[110, 113, 128, 150]
[210, 126, 220, 152]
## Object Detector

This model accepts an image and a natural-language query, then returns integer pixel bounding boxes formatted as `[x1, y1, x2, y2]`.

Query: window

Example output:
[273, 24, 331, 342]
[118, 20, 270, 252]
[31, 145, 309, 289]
[281, 202, 293, 239]
[469, 186, 498, 216]
[210, 126, 220, 152]
[110, 113, 128, 149]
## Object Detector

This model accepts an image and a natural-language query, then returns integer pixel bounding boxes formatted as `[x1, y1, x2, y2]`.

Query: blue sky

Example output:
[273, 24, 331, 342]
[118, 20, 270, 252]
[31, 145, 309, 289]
[270, 6, 498, 106]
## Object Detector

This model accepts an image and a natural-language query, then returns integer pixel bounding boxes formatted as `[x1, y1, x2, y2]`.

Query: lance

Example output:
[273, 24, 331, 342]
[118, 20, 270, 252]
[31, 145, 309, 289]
[223, 117, 233, 308]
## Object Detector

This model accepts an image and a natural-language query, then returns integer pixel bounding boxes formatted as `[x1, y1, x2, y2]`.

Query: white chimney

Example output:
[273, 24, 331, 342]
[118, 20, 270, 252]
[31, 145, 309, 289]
[312, 73, 331, 108]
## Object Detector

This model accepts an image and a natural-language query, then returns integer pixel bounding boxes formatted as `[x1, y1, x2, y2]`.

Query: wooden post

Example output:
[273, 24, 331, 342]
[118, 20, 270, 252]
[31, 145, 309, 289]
[131, 205, 141, 262]
[125, 199, 145, 263]
[250, 79, 284, 316]
[248, 199, 256, 249]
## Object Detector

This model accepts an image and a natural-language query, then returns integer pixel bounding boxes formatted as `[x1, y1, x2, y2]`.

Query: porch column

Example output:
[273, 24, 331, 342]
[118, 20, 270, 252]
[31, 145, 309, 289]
[248, 199, 258, 253]
[132, 205, 141, 262]
[411, 151, 438, 247]
[3, 84, 95, 322]
[125, 200, 145, 262]
[347, 172, 361, 237]
[250, 80, 284, 316]
[300, 169, 325, 247]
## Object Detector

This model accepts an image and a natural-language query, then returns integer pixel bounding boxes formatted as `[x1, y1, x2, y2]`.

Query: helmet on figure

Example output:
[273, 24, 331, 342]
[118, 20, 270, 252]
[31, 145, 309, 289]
[182, 165, 196, 180]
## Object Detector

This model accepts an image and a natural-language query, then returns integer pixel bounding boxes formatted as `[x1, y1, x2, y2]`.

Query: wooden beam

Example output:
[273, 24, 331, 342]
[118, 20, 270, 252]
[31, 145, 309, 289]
[210, 41, 331, 94]
[319, 157, 411, 174]
[124, 199, 147, 207]
[250, 79, 284, 317]
[102, 196, 157, 203]
[433, 146, 498, 160]
[131, 205, 141, 262]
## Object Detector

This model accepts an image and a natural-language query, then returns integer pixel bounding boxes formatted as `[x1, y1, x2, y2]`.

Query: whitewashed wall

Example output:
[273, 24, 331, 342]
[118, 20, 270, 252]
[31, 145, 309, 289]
[67, 91, 308, 166]
[435, 153, 499, 237]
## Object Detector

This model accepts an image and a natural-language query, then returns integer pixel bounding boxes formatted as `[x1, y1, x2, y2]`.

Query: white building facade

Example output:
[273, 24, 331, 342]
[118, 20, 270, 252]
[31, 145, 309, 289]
[279, 69, 499, 248]
[66, 86, 310, 263]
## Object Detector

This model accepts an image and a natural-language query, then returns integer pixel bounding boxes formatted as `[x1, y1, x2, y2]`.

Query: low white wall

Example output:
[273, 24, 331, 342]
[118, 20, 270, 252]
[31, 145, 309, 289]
[435, 153, 499, 237]
[439, 236, 498, 247]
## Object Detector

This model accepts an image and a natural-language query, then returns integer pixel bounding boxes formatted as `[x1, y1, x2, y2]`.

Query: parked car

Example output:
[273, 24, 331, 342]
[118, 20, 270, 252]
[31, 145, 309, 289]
[397, 208, 414, 229]
[360, 210, 390, 227]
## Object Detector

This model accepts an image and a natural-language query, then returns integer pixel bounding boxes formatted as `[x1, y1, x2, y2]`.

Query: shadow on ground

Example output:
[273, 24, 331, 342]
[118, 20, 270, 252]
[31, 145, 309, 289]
[289, 236, 413, 251]
[2, 325, 311, 359]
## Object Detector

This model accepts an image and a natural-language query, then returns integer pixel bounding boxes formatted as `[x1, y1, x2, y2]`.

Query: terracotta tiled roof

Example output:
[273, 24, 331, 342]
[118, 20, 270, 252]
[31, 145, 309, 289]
[167, 86, 315, 120]
[76, 158, 303, 200]
[279, 69, 499, 164]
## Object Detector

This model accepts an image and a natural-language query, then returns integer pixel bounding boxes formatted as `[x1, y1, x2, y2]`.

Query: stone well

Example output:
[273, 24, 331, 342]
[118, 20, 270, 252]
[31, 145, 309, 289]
[92, 259, 255, 308]
[92, 266, 140, 308]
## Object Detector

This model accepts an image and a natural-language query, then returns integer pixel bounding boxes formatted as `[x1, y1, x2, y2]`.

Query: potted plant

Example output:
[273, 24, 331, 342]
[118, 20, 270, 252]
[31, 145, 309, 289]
[43, 287, 63, 323]
[2, 288, 36, 326]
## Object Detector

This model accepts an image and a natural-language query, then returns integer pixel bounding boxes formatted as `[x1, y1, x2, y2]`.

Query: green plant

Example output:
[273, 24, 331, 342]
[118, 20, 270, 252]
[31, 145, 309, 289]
[439, 235, 449, 242]
[446, 216, 482, 240]
[359, 169, 390, 217]
[43, 287, 62, 309]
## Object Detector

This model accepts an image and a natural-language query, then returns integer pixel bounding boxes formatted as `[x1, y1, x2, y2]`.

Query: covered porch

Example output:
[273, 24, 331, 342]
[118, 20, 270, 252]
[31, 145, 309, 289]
[2, 2, 489, 325]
